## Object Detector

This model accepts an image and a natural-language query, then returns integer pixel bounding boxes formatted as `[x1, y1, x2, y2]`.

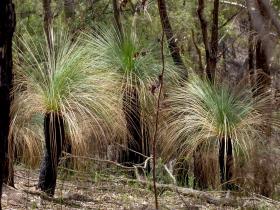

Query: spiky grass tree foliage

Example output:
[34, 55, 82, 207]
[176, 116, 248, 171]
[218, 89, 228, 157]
[84, 27, 167, 165]
[13, 30, 123, 196]
[162, 75, 276, 189]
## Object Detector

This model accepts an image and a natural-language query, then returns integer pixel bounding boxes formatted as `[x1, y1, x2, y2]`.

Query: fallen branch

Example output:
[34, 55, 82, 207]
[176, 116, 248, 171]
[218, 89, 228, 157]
[23, 189, 82, 208]
[117, 178, 280, 208]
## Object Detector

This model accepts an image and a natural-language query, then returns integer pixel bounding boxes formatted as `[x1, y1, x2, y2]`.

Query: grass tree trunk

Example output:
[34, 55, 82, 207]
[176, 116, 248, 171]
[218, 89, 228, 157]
[219, 137, 233, 190]
[121, 86, 144, 166]
[38, 112, 64, 196]
[0, 0, 15, 208]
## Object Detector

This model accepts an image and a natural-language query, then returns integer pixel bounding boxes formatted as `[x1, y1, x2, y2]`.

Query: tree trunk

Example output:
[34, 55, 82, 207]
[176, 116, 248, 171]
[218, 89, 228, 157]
[38, 112, 65, 196]
[197, 0, 219, 81]
[255, 40, 270, 95]
[157, 0, 188, 79]
[208, 0, 219, 80]
[219, 137, 233, 190]
[0, 0, 15, 208]
[43, 0, 52, 49]
[121, 86, 144, 166]
[112, 0, 123, 36]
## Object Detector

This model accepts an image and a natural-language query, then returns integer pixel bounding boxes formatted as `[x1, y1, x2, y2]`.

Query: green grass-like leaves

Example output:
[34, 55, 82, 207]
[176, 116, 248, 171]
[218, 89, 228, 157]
[162, 74, 277, 161]
[11, 29, 126, 166]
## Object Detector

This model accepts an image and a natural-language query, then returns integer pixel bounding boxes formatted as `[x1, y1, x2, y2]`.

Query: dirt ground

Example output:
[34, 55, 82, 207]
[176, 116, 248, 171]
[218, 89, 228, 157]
[2, 166, 280, 210]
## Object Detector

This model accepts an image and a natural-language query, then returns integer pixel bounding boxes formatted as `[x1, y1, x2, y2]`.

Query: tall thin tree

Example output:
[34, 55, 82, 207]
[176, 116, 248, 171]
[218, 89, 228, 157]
[157, 0, 187, 79]
[0, 0, 16, 208]
[43, 0, 52, 49]
[197, 0, 224, 189]
[112, 0, 123, 36]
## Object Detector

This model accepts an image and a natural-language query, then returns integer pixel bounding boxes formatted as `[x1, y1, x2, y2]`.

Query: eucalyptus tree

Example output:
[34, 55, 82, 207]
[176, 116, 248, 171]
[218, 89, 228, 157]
[13, 30, 123, 196]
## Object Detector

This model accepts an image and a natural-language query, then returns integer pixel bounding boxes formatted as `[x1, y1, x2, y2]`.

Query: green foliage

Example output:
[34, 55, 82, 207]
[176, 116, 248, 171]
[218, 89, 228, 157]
[12, 29, 126, 167]
[162, 74, 277, 161]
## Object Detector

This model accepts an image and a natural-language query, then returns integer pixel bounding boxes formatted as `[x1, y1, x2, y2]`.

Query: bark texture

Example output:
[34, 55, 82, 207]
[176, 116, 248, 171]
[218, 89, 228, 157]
[197, 0, 219, 81]
[38, 112, 65, 196]
[246, 0, 275, 77]
[0, 0, 15, 208]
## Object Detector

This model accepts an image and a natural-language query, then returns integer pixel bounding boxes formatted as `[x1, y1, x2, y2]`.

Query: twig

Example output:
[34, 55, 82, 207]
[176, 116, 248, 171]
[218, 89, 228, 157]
[63, 154, 135, 170]
[220, 0, 246, 8]
[117, 177, 279, 208]
[115, 143, 149, 158]
[151, 30, 166, 210]
[63, 153, 152, 171]
[219, 10, 241, 29]
[163, 164, 176, 184]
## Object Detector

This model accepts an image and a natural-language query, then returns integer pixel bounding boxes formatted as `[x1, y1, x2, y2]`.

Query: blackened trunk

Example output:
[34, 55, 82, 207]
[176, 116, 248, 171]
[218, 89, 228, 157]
[157, 0, 187, 79]
[219, 138, 233, 190]
[255, 40, 270, 95]
[208, 0, 219, 80]
[0, 0, 15, 208]
[121, 86, 144, 165]
[38, 112, 64, 196]
[197, 0, 219, 81]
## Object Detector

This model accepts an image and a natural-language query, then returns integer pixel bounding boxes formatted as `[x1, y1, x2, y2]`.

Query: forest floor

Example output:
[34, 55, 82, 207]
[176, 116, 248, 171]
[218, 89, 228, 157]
[2, 165, 280, 210]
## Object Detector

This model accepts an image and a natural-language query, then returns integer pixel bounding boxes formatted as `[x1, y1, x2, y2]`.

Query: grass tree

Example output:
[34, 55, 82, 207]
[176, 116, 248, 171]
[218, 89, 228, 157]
[12, 29, 123, 196]
[84, 27, 178, 165]
[162, 74, 276, 189]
